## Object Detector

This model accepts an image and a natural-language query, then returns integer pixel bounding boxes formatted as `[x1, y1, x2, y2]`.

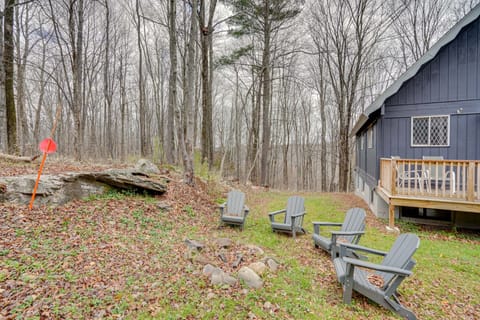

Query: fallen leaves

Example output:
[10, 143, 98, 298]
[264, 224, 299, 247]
[1, 160, 480, 319]
[0, 159, 220, 319]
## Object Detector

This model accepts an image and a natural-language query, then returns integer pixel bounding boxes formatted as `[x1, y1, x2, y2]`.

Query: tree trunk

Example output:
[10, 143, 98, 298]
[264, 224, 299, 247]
[234, 67, 241, 181]
[182, 0, 198, 186]
[0, 11, 5, 153]
[247, 72, 261, 185]
[4, 0, 17, 155]
[165, 0, 177, 164]
[103, 0, 114, 159]
[33, 37, 47, 149]
[119, 50, 127, 161]
[15, 3, 30, 155]
[260, 0, 271, 187]
[199, 0, 216, 169]
[136, 0, 147, 157]
[70, 0, 84, 161]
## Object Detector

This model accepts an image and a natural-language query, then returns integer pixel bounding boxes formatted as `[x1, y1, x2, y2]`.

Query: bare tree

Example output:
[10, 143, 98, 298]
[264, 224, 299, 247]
[15, 3, 28, 154]
[4, 0, 17, 154]
[165, 0, 177, 164]
[179, 0, 198, 185]
[199, 0, 216, 168]
[135, 0, 147, 156]
[452, 0, 480, 20]
[224, 0, 302, 186]
[0, 7, 5, 153]
[310, 0, 399, 192]
[389, 0, 450, 71]
[309, 36, 329, 191]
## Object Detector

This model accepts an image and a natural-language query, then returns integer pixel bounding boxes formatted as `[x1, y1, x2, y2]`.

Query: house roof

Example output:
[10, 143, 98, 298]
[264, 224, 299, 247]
[352, 3, 480, 135]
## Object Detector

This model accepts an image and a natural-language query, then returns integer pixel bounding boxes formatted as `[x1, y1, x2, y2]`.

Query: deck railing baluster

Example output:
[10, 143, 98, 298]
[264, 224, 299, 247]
[378, 158, 480, 203]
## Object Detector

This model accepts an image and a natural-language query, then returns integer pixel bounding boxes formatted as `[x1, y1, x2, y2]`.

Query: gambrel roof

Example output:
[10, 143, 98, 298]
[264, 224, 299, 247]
[352, 3, 480, 135]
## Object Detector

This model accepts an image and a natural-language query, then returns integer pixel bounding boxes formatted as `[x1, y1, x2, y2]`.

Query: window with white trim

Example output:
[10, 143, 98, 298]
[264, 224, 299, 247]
[411, 115, 449, 146]
[367, 126, 374, 149]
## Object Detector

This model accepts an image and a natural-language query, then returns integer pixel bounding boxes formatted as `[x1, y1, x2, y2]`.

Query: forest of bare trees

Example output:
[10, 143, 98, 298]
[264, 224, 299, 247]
[0, 0, 478, 191]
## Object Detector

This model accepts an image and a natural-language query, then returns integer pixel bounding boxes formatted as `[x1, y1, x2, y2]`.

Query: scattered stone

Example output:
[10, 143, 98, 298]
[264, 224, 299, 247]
[157, 201, 172, 211]
[13, 214, 26, 223]
[246, 244, 264, 256]
[232, 253, 243, 268]
[214, 238, 232, 248]
[263, 301, 273, 311]
[223, 274, 237, 286]
[238, 267, 263, 289]
[202, 264, 217, 276]
[184, 239, 205, 251]
[248, 262, 267, 275]
[217, 252, 227, 263]
[210, 268, 237, 286]
[184, 248, 193, 261]
[265, 258, 280, 272]
[193, 254, 214, 266]
[135, 159, 160, 174]
[211, 269, 225, 285]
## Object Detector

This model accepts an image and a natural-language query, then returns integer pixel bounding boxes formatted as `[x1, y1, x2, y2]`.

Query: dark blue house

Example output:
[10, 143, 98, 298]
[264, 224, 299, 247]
[353, 5, 480, 229]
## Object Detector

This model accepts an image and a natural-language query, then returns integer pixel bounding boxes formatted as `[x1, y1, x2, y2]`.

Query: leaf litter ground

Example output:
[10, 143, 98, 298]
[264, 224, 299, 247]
[1, 159, 479, 319]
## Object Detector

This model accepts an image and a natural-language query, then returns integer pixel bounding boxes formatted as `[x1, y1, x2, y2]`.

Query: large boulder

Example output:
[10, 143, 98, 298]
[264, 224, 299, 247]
[0, 169, 167, 206]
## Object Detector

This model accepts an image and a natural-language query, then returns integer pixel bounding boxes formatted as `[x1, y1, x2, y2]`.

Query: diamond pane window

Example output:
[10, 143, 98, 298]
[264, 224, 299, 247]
[430, 116, 448, 145]
[412, 117, 429, 145]
[411, 115, 449, 147]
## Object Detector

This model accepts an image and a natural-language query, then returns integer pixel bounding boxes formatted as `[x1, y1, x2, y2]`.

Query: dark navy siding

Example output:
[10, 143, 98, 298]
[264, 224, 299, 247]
[356, 122, 381, 187]
[386, 20, 480, 106]
[366, 124, 377, 179]
[357, 17, 480, 185]
[379, 113, 480, 160]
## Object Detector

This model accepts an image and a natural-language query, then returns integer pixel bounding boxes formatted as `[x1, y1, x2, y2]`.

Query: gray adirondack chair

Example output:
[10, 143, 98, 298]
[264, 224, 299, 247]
[333, 233, 420, 320]
[268, 196, 306, 239]
[219, 190, 249, 230]
[312, 207, 366, 258]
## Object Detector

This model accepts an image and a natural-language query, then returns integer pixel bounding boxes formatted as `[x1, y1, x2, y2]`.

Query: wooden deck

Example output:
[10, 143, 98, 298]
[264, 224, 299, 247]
[378, 158, 480, 227]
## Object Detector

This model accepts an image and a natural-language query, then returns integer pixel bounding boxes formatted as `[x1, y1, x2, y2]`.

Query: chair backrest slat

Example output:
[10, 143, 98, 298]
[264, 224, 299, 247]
[285, 196, 305, 226]
[339, 208, 366, 242]
[226, 190, 245, 216]
[378, 233, 420, 284]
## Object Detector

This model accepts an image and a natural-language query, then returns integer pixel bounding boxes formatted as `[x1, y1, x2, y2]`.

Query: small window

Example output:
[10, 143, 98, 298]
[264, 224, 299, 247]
[367, 126, 374, 149]
[411, 115, 449, 147]
[360, 134, 364, 150]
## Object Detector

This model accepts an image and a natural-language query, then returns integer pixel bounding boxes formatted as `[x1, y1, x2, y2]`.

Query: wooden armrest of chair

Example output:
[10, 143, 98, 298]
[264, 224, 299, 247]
[338, 242, 388, 258]
[268, 209, 286, 222]
[291, 211, 306, 218]
[312, 222, 342, 235]
[343, 257, 413, 277]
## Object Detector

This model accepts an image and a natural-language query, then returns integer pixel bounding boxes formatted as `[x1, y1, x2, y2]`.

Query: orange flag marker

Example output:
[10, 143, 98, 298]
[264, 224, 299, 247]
[29, 105, 62, 210]
[29, 138, 57, 209]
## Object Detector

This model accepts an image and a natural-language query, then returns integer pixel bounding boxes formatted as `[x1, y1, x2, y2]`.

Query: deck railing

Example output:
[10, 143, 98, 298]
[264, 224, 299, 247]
[379, 158, 480, 202]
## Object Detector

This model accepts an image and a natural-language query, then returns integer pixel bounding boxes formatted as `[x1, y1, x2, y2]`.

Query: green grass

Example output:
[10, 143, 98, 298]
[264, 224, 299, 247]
[2, 191, 479, 319]
[210, 191, 480, 319]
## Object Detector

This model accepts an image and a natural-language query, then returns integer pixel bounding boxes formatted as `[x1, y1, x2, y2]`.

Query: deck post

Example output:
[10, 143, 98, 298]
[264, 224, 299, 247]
[467, 161, 475, 201]
[388, 203, 395, 228]
[391, 159, 397, 195]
